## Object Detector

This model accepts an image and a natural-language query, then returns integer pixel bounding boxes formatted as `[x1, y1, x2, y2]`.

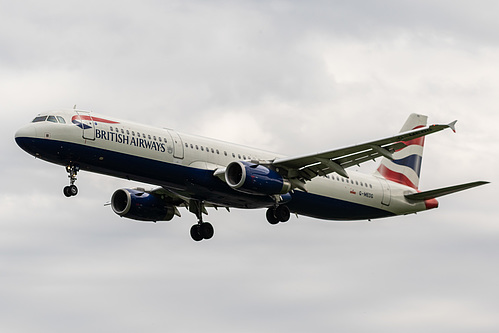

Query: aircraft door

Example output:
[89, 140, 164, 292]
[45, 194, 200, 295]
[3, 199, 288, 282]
[377, 178, 391, 206]
[75, 110, 96, 140]
[167, 130, 184, 159]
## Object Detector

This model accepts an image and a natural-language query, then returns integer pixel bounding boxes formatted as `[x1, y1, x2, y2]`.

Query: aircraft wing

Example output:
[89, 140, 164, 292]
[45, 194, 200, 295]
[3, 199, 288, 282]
[272, 121, 457, 182]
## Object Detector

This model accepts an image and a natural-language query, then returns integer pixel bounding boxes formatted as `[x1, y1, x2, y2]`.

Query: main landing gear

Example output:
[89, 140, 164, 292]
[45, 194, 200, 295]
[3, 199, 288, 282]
[189, 199, 214, 242]
[63, 165, 79, 197]
[266, 205, 290, 225]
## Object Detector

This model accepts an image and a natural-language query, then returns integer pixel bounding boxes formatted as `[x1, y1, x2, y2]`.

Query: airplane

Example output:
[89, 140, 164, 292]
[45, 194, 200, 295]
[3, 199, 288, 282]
[15, 109, 488, 241]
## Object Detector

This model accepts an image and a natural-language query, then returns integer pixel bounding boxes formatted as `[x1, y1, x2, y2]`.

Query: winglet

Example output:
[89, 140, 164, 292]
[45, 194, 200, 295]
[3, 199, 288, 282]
[448, 120, 457, 133]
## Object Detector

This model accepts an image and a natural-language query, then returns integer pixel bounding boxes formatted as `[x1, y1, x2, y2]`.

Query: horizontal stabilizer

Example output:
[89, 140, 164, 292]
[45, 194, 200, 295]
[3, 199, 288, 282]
[405, 181, 489, 201]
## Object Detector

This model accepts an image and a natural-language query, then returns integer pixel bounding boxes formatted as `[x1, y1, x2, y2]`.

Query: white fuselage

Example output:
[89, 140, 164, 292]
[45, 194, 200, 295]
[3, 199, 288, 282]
[15, 109, 431, 220]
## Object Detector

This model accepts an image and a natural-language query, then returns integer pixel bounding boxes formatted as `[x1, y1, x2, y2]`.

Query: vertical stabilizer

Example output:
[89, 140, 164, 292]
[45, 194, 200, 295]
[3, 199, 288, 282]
[374, 114, 428, 189]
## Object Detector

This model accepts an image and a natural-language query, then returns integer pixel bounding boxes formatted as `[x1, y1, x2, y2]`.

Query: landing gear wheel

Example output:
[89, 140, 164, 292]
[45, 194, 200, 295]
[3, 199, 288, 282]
[190, 224, 203, 242]
[63, 185, 78, 197]
[267, 206, 290, 224]
[63, 186, 72, 197]
[200, 222, 214, 239]
[69, 185, 78, 196]
[275, 205, 290, 222]
[190, 223, 214, 241]
[266, 208, 280, 225]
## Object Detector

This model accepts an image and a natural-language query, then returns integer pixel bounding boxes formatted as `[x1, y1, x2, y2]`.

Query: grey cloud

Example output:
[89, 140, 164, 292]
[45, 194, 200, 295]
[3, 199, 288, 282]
[1, 1, 498, 332]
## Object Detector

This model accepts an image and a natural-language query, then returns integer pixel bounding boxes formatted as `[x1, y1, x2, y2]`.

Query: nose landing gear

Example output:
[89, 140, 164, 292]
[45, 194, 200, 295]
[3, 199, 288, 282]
[63, 165, 79, 197]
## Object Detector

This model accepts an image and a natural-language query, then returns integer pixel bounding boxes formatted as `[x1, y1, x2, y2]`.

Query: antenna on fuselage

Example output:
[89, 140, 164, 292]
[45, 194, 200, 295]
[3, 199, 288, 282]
[73, 104, 77, 110]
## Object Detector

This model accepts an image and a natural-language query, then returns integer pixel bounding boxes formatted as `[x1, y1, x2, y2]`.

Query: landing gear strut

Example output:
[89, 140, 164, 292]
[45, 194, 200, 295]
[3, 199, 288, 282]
[266, 205, 290, 225]
[63, 165, 79, 197]
[189, 199, 214, 242]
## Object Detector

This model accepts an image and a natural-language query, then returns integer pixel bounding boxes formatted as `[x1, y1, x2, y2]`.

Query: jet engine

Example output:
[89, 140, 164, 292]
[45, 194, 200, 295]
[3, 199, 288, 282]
[111, 188, 175, 222]
[225, 161, 291, 195]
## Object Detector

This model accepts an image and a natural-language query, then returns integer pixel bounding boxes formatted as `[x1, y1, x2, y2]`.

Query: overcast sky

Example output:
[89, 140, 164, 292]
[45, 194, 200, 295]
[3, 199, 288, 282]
[1, 1, 498, 332]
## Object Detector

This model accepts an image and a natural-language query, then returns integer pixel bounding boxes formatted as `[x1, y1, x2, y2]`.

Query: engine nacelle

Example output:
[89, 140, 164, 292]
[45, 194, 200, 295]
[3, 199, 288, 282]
[111, 188, 175, 222]
[225, 161, 291, 195]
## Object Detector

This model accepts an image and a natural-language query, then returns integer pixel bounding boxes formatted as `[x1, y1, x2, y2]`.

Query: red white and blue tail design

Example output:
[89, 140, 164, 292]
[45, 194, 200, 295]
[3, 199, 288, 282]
[374, 114, 427, 189]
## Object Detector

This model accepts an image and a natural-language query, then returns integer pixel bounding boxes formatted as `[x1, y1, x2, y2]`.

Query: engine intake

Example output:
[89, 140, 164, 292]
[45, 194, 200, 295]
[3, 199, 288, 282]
[225, 161, 291, 195]
[111, 188, 175, 222]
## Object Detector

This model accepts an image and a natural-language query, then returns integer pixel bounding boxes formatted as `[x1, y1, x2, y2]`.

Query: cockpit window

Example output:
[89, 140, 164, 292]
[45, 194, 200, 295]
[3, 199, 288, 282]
[31, 115, 67, 124]
[32, 116, 47, 123]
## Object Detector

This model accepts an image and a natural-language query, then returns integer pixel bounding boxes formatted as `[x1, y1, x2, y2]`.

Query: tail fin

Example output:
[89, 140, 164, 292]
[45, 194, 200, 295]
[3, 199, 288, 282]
[374, 114, 427, 189]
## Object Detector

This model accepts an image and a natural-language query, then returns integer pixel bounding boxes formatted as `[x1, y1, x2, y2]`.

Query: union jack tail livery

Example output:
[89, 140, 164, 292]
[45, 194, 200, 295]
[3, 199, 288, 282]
[374, 114, 427, 190]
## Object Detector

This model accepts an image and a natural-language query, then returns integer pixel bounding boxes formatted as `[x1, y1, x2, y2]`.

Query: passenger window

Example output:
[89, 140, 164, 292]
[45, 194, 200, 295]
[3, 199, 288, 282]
[216, 149, 219, 154]
[243, 155, 246, 160]
[56, 116, 66, 124]
[126, 130, 130, 135]
[32, 116, 47, 123]
[148, 135, 151, 140]
[196, 145, 199, 150]
[132, 131, 135, 136]
[110, 126, 114, 131]
[154, 136, 157, 141]
[232, 153, 235, 158]
[116, 128, 119, 133]
[121, 129, 124, 134]
[224, 151, 227, 156]
[190, 144, 193, 149]
[164, 138, 168, 143]
[143, 134, 146, 138]
[370, 184, 373, 188]
[47, 115, 57, 123]
[185, 143, 188, 147]
[201, 146, 204, 151]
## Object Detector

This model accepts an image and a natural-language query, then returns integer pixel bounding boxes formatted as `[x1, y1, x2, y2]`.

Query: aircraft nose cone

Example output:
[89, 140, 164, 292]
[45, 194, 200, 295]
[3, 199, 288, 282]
[15, 124, 36, 139]
[15, 125, 37, 152]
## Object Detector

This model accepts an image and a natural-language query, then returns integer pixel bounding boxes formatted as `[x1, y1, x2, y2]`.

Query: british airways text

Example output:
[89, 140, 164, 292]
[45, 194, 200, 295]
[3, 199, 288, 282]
[95, 129, 166, 152]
